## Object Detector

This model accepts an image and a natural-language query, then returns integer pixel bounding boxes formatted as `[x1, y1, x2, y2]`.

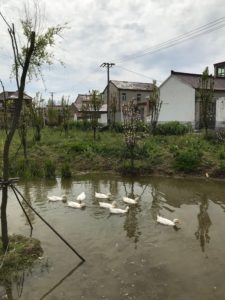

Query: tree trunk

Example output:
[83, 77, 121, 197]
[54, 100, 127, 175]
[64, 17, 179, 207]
[1, 31, 35, 250]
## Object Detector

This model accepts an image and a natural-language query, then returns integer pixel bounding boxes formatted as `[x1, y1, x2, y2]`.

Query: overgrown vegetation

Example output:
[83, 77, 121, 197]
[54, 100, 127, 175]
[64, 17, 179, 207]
[0, 234, 43, 281]
[1, 123, 225, 178]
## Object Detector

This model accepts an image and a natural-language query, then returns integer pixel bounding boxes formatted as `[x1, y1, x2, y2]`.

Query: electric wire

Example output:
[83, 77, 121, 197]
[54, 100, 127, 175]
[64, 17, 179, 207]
[116, 65, 163, 83]
[116, 16, 225, 63]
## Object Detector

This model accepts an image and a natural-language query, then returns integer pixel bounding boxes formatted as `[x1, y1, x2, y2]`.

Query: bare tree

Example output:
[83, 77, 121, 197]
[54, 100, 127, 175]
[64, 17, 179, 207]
[0, 6, 66, 250]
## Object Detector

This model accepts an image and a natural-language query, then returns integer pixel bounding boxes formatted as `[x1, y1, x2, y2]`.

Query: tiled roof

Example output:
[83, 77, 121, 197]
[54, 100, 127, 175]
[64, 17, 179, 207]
[74, 94, 92, 110]
[171, 71, 225, 91]
[74, 94, 107, 112]
[111, 80, 154, 91]
[214, 61, 225, 66]
[0, 91, 32, 100]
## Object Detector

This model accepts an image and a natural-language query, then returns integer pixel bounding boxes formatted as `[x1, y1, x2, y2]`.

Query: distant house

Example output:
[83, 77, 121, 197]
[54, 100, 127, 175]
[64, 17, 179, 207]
[101, 80, 154, 123]
[72, 94, 107, 124]
[0, 91, 32, 125]
[159, 62, 225, 129]
[45, 103, 74, 126]
[0, 91, 32, 108]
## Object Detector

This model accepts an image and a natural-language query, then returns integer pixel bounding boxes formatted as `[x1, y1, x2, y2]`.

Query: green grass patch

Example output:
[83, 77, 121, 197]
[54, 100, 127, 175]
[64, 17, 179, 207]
[0, 235, 43, 281]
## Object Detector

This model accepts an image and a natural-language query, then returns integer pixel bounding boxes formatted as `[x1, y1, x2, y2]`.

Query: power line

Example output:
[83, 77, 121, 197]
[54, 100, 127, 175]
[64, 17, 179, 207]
[116, 16, 225, 63]
[116, 65, 162, 83]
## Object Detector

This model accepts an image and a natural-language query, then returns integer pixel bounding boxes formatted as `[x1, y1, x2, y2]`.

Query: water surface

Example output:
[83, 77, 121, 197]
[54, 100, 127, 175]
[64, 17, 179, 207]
[1, 175, 225, 300]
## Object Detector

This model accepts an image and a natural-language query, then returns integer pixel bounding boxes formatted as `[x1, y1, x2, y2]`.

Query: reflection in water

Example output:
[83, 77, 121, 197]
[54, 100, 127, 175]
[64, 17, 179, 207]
[39, 261, 84, 300]
[4, 176, 225, 299]
[123, 206, 141, 247]
[195, 195, 212, 252]
[150, 185, 163, 221]
[21, 182, 36, 225]
[0, 271, 25, 300]
[61, 178, 73, 191]
[123, 180, 142, 247]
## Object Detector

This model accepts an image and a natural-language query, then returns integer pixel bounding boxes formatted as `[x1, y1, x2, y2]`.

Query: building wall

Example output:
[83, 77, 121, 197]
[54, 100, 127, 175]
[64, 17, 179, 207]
[102, 83, 151, 122]
[159, 76, 195, 126]
[215, 92, 225, 128]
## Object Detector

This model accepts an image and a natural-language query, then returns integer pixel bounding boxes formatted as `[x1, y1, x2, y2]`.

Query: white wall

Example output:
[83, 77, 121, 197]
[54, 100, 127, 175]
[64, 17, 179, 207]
[216, 97, 225, 128]
[100, 113, 107, 125]
[159, 76, 195, 125]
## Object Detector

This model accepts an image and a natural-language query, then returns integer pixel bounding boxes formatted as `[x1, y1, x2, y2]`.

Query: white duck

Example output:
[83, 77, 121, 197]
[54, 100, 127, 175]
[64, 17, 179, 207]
[67, 200, 86, 209]
[77, 192, 86, 201]
[157, 215, 180, 226]
[47, 195, 67, 202]
[109, 206, 129, 214]
[123, 196, 139, 205]
[95, 192, 111, 199]
[99, 201, 117, 209]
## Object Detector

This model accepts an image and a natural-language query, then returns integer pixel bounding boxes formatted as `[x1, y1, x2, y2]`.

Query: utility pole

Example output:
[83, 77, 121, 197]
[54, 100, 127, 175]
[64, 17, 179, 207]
[49, 92, 54, 106]
[100, 62, 115, 126]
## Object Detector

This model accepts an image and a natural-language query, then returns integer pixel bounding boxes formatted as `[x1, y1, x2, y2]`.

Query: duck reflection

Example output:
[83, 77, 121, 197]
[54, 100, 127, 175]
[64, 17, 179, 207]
[194, 195, 212, 252]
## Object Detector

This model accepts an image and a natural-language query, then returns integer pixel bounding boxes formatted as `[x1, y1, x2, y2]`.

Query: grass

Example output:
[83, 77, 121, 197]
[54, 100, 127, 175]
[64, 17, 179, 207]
[0, 126, 225, 178]
[0, 234, 43, 281]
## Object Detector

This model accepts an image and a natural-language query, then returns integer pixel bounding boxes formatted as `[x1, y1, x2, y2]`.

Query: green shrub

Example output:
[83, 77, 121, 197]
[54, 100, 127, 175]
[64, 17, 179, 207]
[213, 161, 225, 177]
[10, 158, 28, 177]
[61, 163, 72, 179]
[69, 120, 92, 131]
[44, 160, 56, 178]
[136, 121, 149, 132]
[111, 122, 124, 133]
[219, 151, 225, 160]
[28, 160, 44, 177]
[155, 121, 192, 135]
[174, 149, 202, 173]
[68, 143, 87, 153]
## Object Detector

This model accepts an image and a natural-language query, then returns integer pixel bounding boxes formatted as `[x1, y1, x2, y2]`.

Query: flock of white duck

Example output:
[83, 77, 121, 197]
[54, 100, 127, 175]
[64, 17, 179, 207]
[47, 192, 180, 227]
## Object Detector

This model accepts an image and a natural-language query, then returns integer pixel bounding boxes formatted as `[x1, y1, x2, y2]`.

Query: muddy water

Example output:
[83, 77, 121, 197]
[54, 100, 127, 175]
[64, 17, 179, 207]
[1, 175, 225, 300]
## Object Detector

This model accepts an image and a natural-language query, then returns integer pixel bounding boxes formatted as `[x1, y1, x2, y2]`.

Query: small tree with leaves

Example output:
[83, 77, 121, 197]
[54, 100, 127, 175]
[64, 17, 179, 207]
[123, 100, 140, 170]
[30, 92, 45, 142]
[149, 80, 162, 135]
[0, 6, 66, 250]
[110, 94, 117, 128]
[60, 96, 71, 136]
[18, 104, 31, 160]
[46, 98, 58, 126]
[88, 90, 102, 140]
[198, 67, 214, 137]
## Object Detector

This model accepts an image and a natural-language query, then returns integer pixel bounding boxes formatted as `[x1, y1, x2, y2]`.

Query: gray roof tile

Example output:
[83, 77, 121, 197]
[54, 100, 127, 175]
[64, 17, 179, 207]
[171, 71, 225, 91]
[111, 80, 154, 91]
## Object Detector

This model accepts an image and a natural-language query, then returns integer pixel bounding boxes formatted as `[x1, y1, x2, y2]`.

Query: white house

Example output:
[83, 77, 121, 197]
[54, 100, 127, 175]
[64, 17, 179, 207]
[72, 94, 107, 125]
[159, 62, 225, 129]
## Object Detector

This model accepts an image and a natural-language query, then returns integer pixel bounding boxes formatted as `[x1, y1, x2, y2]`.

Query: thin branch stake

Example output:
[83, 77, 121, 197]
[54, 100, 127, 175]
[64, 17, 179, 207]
[13, 185, 85, 262]
[11, 185, 33, 236]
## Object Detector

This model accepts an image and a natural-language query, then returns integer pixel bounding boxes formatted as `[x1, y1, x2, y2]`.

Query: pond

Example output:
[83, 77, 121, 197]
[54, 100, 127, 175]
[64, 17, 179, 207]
[1, 174, 225, 300]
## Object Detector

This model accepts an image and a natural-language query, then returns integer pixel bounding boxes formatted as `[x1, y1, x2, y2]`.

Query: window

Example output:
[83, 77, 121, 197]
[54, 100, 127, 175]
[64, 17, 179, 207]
[137, 94, 141, 101]
[122, 93, 126, 101]
[218, 67, 225, 77]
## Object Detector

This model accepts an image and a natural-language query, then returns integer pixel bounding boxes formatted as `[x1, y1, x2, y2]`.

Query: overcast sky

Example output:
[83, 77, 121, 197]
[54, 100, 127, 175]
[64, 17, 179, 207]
[1, 0, 225, 103]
